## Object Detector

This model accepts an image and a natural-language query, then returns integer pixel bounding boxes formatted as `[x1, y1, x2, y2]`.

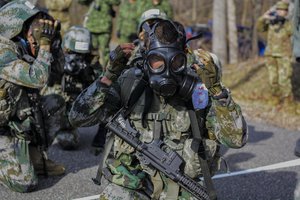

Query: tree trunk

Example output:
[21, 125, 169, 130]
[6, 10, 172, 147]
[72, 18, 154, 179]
[212, 0, 227, 64]
[251, 0, 262, 58]
[227, 0, 238, 63]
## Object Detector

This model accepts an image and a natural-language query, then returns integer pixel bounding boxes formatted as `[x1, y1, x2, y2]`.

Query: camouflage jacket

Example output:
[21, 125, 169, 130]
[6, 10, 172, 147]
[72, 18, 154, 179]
[116, 0, 139, 42]
[0, 35, 51, 133]
[257, 16, 292, 57]
[69, 67, 219, 180]
[79, 0, 120, 33]
[137, 0, 174, 19]
[0, 36, 51, 88]
[45, 0, 72, 25]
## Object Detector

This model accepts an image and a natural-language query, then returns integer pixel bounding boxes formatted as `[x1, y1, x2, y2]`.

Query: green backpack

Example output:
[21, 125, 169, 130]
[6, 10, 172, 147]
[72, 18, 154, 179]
[206, 94, 248, 149]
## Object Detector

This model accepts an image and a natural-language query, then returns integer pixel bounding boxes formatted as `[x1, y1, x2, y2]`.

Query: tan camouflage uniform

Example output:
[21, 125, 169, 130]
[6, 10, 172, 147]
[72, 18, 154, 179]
[257, 2, 293, 99]
[45, 0, 72, 36]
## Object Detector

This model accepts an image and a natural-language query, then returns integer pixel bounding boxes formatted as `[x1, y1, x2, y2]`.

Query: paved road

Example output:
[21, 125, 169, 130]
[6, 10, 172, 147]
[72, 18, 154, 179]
[1, 120, 300, 200]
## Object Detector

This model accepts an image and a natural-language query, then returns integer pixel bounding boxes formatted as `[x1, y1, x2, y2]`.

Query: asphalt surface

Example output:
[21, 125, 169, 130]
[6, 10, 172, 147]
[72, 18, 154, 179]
[1, 119, 300, 200]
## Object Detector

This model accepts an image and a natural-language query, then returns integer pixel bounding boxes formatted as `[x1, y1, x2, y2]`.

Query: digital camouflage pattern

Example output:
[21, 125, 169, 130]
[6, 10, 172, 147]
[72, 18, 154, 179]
[137, 0, 173, 20]
[0, 36, 50, 88]
[206, 97, 248, 149]
[68, 66, 225, 199]
[0, 1, 68, 192]
[80, 0, 120, 33]
[0, 136, 37, 193]
[41, 25, 101, 150]
[44, 0, 72, 36]
[137, 8, 168, 36]
[0, 1, 40, 39]
[116, 0, 140, 43]
[62, 26, 91, 54]
[257, 11, 293, 98]
[99, 177, 150, 200]
[79, 0, 120, 67]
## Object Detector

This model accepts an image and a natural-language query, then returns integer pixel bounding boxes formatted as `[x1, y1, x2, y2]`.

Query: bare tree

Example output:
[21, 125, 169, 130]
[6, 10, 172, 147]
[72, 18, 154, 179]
[227, 0, 238, 63]
[212, 0, 227, 64]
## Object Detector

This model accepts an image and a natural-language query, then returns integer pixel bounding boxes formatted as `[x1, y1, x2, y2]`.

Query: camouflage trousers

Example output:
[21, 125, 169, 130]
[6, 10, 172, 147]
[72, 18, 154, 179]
[91, 32, 111, 70]
[0, 94, 74, 192]
[0, 136, 37, 193]
[265, 56, 292, 98]
[99, 173, 198, 200]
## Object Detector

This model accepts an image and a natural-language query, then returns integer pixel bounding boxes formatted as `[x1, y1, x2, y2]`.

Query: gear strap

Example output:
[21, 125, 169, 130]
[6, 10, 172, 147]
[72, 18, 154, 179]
[92, 75, 149, 185]
[188, 107, 217, 200]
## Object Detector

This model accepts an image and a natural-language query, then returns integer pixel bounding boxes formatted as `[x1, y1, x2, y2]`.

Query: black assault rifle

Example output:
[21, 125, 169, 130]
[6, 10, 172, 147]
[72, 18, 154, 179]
[28, 91, 49, 177]
[105, 109, 210, 200]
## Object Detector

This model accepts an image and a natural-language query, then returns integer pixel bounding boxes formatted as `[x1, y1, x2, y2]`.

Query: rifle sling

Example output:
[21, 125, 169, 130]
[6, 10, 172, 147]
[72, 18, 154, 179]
[93, 76, 148, 185]
[188, 109, 217, 200]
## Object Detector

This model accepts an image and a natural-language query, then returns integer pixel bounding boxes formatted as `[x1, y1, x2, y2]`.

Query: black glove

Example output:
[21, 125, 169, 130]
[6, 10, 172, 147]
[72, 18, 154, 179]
[104, 43, 135, 81]
[31, 15, 60, 46]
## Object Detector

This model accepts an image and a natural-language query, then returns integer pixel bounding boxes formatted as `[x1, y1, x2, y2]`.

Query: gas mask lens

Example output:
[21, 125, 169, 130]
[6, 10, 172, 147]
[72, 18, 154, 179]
[148, 54, 165, 73]
[171, 53, 186, 73]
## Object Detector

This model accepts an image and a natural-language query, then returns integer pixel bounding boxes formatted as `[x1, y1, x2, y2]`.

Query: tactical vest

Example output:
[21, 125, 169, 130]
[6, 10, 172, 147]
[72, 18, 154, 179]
[111, 67, 220, 178]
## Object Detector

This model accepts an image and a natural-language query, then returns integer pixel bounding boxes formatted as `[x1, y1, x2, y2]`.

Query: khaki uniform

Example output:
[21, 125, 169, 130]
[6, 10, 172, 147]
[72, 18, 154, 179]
[257, 15, 293, 98]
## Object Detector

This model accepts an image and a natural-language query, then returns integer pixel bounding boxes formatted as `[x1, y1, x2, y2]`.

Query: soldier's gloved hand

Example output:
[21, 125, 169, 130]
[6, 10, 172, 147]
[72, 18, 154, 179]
[193, 49, 222, 96]
[32, 17, 60, 46]
[104, 43, 135, 81]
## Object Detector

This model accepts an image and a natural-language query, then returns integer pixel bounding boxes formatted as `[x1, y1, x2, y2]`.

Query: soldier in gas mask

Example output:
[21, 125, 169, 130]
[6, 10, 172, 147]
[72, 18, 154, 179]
[41, 25, 105, 152]
[0, 1, 68, 192]
[69, 17, 248, 199]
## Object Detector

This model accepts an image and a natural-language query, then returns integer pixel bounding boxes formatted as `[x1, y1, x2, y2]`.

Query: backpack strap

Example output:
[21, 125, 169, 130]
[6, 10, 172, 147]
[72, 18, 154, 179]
[187, 103, 217, 200]
[93, 70, 149, 185]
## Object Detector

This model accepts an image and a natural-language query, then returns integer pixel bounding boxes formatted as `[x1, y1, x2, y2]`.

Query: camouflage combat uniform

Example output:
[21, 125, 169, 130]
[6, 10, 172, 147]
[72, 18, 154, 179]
[44, 0, 72, 36]
[79, 0, 120, 69]
[40, 26, 102, 150]
[137, 0, 174, 20]
[116, 0, 140, 43]
[0, 1, 67, 192]
[257, 2, 293, 99]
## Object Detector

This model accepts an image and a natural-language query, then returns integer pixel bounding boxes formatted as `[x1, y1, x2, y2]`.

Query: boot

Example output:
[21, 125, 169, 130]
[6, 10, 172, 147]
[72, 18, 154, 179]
[29, 146, 65, 176]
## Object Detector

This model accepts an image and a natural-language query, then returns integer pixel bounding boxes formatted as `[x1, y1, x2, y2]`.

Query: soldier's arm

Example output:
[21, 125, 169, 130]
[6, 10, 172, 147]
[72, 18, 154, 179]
[68, 77, 121, 127]
[256, 15, 270, 32]
[0, 47, 51, 89]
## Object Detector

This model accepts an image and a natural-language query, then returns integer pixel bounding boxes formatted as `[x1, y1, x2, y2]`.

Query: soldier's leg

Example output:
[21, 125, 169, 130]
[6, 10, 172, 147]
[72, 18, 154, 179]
[41, 94, 79, 150]
[265, 56, 280, 96]
[97, 33, 111, 70]
[277, 56, 292, 98]
[99, 177, 150, 200]
[0, 135, 37, 193]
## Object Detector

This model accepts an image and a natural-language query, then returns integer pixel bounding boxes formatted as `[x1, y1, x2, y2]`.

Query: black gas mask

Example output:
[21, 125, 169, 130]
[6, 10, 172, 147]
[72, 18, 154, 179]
[64, 53, 88, 75]
[143, 20, 198, 99]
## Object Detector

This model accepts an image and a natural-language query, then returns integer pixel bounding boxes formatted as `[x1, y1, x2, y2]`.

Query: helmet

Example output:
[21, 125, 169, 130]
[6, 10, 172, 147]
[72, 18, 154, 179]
[62, 26, 91, 54]
[137, 8, 168, 34]
[0, 1, 41, 39]
[276, 1, 289, 10]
